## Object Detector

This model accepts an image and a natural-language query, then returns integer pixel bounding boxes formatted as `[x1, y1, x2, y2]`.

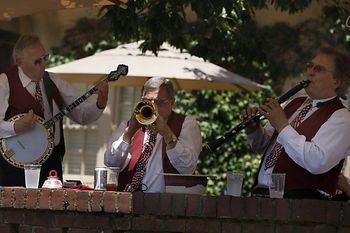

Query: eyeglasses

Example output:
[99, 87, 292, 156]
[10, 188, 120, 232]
[33, 54, 49, 65]
[141, 98, 170, 106]
[305, 61, 334, 74]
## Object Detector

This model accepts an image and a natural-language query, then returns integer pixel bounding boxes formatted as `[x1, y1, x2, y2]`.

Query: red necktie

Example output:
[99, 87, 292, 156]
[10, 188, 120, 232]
[125, 128, 157, 192]
[264, 99, 313, 170]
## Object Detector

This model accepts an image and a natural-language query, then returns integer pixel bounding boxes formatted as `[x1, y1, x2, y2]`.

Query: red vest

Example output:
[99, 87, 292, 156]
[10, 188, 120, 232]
[4, 66, 64, 119]
[0, 66, 66, 187]
[256, 97, 345, 195]
[117, 111, 186, 191]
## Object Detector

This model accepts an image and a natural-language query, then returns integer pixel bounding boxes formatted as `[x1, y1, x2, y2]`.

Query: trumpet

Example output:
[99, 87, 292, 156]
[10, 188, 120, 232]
[134, 100, 159, 125]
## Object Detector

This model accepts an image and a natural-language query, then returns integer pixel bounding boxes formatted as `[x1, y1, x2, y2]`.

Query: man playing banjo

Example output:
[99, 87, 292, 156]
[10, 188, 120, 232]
[0, 35, 109, 187]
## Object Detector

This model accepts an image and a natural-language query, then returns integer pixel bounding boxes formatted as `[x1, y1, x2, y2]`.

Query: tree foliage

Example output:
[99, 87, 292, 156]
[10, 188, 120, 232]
[50, 0, 350, 195]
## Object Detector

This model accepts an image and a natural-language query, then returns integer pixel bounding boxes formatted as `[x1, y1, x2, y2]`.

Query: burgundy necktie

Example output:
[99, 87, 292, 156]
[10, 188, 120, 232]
[34, 81, 44, 114]
[125, 128, 157, 192]
[264, 99, 313, 170]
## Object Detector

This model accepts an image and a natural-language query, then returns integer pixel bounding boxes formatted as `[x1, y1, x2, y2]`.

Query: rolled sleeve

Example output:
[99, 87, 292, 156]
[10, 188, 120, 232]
[166, 116, 202, 174]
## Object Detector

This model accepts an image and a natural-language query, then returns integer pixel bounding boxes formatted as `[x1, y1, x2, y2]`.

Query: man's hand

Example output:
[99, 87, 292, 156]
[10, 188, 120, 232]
[95, 82, 109, 109]
[14, 110, 36, 134]
[259, 98, 288, 132]
[123, 114, 142, 143]
[241, 107, 260, 133]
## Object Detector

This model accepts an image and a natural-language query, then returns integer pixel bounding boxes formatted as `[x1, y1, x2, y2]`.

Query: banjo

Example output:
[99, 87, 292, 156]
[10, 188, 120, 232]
[0, 64, 128, 168]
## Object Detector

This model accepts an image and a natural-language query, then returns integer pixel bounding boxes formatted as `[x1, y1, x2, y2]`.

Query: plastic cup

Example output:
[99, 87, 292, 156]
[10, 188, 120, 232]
[268, 173, 286, 199]
[106, 167, 120, 191]
[24, 164, 41, 188]
[226, 172, 243, 197]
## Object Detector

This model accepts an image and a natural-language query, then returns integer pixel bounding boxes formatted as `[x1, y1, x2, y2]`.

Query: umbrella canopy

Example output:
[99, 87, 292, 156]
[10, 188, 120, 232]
[0, 0, 127, 20]
[47, 41, 267, 91]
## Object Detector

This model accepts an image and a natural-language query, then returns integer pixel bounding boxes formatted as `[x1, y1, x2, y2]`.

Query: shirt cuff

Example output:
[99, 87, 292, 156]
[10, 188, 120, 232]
[276, 125, 296, 145]
[2, 121, 16, 137]
[96, 102, 106, 110]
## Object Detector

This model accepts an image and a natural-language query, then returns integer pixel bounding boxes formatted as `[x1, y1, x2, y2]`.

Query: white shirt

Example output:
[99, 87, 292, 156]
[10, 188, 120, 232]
[247, 96, 350, 187]
[104, 115, 202, 193]
[0, 67, 104, 145]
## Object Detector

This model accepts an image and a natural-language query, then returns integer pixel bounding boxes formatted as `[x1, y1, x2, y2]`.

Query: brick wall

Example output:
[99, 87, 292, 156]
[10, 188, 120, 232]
[0, 187, 349, 233]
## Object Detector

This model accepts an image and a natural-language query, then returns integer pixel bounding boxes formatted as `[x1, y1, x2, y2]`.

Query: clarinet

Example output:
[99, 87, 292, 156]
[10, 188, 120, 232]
[205, 80, 311, 152]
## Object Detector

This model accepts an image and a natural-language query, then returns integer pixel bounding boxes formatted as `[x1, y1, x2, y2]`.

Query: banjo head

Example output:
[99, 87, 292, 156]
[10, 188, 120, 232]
[0, 114, 54, 168]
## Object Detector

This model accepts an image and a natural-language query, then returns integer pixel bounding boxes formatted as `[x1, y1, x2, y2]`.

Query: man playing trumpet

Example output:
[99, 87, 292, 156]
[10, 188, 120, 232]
[104, 77, 202, 192]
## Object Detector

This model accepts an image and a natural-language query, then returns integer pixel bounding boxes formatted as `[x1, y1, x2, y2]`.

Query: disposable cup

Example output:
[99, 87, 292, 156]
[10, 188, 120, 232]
[226, 172, 243, 197]
[24, 164, 41, 188]
[268, 173, 286, 199]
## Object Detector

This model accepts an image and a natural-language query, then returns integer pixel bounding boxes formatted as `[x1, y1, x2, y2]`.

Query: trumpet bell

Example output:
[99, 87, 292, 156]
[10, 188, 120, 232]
[134, 101, 158, 125]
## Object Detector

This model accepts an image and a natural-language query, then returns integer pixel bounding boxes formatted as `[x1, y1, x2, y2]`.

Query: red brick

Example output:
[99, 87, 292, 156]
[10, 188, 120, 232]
[275, 224, 295, 233]
[25, 211, 53, 227]
[201, 196, 217, 217]
[0, 224, 18, 233]
[47, 228, 63, 233]
[116, 192, 132, 213]
[53, 213, 75, 227]
[275, 198, 290, 221]
[159, 193, 172, 215]
[326, 201, 341, 224]
[0, 188, 4, 207]
[171, 194, 186, 216]
[143, 193, 160, 215]
[217, 195, 231, 217]
[339, 226, 350, 233]
[186, 219, 220, 233]
[3, 187, 14, 208]
[292, 199, 327, 223]
[162, 219, 186, 232]
[110, 215, 132, 231]
[65, 190, 78, 211]
[76, 191, 90, 212]
[67, 229, 96, 233]
[3, 209, 24, 224]
[132, 216, 158, 232]
[260, 197, 275, 220]
[71, 215, 109, 229]
[312, 224, 336, 233]
[186, 195, 201, 216]
[18, 225, 32, 233]
[132, 191, 144, 214]
[222, 221, 242, 233]
[245, 197, 260, 219]
[230, 196, 244, 218]
[341, 202, 350, 226]
[103, 191, 117, 213]
[51, 190, 64, 210]
[90, 191, 103, 212]
[13, 188, 26, 209]
[25, 189, 39, 209]
[241, 223, 274, 233]
[38, 189, 51, 209]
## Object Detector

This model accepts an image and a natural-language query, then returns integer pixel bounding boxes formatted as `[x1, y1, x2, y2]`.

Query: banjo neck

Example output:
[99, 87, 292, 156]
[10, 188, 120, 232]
[43, 64, 128, 129]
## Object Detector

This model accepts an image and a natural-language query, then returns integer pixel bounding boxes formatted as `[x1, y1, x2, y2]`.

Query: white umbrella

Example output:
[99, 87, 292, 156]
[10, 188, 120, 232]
[0, 0, 127, 20]
[47, 41, 267, 91]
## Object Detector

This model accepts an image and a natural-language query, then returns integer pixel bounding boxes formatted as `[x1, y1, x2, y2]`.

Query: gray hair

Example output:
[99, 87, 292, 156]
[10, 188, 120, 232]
[317, 46, 350, 98]
[142, 77, 175, 98]
[12, 35, 41, 63]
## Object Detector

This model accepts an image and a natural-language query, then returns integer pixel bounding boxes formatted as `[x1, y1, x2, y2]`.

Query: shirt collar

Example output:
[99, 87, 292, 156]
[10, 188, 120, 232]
[18, 66, 35, 88]
[308, 96, 337, 108]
